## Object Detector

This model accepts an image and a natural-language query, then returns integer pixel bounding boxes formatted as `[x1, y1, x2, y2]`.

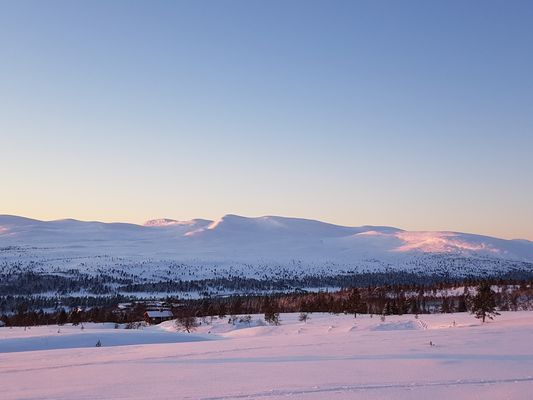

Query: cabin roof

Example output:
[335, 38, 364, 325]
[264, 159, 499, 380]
[145, 310, 173, 318]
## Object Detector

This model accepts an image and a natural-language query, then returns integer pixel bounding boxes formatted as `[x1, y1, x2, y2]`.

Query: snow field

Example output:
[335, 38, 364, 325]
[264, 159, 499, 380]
[1, 312, 533, 399]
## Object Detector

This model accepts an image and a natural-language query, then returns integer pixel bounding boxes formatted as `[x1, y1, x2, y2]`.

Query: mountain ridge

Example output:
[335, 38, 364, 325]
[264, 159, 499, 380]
[1, 213, 532, 263]
[1, 213, 533, 288]
[2, 213, 529, 242]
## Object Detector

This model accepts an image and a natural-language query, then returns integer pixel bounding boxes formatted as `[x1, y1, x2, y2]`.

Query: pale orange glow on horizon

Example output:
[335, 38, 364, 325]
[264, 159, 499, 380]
[1, 207, 532, 242]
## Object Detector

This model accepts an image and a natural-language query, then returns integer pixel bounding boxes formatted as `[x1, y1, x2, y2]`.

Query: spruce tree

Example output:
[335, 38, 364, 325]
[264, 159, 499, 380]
[346, 289, 362, 318]
[57, 309, 68, 326]
[263, 298, 280, 325]
[471, 283, 499, 323]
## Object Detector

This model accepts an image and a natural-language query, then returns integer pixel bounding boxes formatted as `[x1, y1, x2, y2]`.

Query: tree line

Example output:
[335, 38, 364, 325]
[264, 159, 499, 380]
[1, 278, 530, 327]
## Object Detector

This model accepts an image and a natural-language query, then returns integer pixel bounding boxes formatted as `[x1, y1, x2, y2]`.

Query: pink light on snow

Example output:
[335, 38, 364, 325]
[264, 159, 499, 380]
[355, 230, 389, 237]
[394, 231, 501, 254]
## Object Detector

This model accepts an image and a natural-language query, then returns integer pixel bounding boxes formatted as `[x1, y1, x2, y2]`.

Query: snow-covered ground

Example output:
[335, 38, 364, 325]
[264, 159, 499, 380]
[1, 312, 533, 399]
[2, 215, 533, 295]
[0, 322, 210, 353]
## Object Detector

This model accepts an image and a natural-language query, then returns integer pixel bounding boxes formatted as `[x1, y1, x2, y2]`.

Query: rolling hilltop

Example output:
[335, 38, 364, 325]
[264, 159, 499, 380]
[1, 214, 532, 297]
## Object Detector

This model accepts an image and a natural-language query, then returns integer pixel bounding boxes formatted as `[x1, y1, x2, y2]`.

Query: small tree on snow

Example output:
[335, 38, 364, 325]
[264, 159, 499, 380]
[175, 315, 199, 333]
[265, 311, 280, 326]
[263, 297, 280, 326]
[471, 283, 500, 323]
[239, 315, 252, 326]
[298, 312, 309, 323]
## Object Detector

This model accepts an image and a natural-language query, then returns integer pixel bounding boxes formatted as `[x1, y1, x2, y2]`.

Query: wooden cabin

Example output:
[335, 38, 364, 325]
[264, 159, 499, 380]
[144, 310, 174, 325]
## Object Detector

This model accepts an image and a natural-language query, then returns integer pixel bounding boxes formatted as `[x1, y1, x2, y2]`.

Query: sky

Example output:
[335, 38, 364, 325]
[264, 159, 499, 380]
[1, 0, 532, 240]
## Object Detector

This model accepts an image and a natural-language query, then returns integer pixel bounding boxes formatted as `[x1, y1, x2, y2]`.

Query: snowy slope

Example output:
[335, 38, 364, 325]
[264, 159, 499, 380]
[2, 312, 533, 399]
[0, 214, 532, 281]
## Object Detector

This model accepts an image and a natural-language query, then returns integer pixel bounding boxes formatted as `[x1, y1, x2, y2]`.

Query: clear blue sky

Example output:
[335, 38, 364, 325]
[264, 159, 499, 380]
[1, 0, 532, 239]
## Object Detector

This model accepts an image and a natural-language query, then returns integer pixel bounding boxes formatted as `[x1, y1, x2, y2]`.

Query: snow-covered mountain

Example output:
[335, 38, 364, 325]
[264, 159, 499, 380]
[1, 214, 532, 260]
[1, 214, 532, 283]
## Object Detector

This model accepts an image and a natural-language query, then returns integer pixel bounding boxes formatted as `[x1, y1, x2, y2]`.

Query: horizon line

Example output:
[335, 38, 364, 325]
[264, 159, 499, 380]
[1, 212, 531, 242]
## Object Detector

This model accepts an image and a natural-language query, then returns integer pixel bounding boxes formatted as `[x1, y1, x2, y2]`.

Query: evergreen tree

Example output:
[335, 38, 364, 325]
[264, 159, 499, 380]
[456, 296, 468, 312]
[471, 283, 499, 323]
[57, 309, 68, 326]
[70, 309, 81, 325]
[217, 303, 227, 319]
[263, 298, 280, 325]
[440, 297, 452, 313]
[346, 289, 362, 318]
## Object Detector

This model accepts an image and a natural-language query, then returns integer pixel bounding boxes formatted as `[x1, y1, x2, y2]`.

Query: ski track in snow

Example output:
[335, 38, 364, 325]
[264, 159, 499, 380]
[197, 377, 533, 400]
[2, 312, 533, 399]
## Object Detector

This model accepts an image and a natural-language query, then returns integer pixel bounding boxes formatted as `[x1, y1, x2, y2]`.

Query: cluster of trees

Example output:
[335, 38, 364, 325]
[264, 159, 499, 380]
[0, 295, 129, 315]
[170, 279, 532, 319]
[4, 267, 533, 300]
[0, 271, 129, 296]
[1, 301, 148, 327]
[1, 279, 527, 327]
[172, 283, 501, 332]
[116, 270, 533, 295]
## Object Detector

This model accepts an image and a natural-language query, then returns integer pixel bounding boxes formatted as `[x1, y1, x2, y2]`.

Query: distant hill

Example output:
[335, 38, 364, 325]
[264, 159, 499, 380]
[1, 214, 532, 264]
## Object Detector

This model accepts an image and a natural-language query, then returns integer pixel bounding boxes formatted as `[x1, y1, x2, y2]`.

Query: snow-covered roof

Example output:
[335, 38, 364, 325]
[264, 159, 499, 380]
[145, 310, 173, 318]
